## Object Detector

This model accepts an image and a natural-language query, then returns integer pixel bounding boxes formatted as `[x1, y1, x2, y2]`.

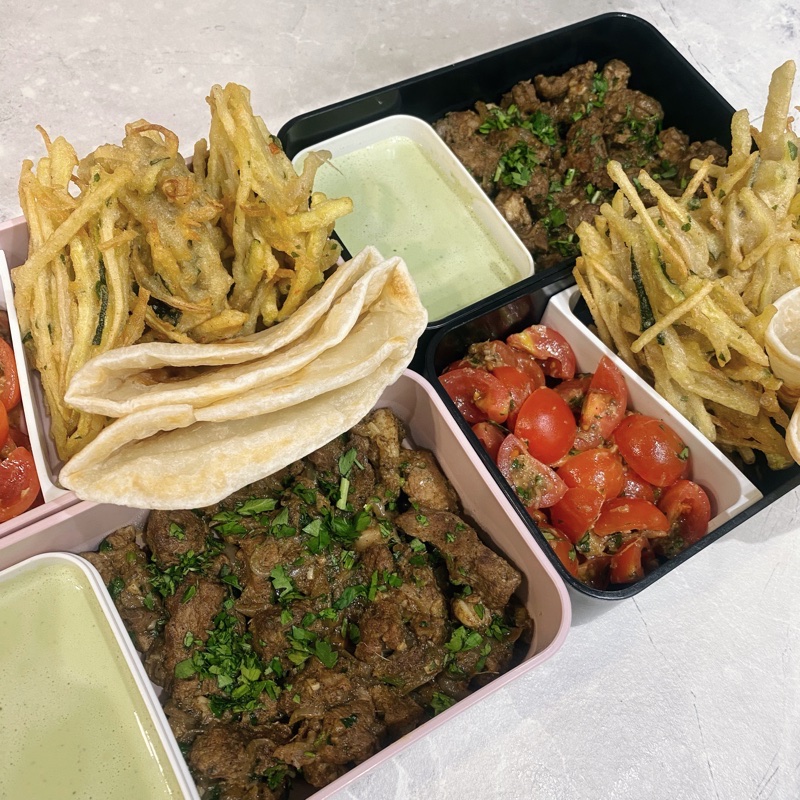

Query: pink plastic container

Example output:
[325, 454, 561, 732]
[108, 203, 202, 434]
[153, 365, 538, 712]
[0, 370, 571, 800]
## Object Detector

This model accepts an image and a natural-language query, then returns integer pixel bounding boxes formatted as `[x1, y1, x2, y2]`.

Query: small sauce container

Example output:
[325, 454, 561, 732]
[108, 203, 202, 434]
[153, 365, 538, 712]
[0, 553, 196, 799]
[293, 114, 533, 324]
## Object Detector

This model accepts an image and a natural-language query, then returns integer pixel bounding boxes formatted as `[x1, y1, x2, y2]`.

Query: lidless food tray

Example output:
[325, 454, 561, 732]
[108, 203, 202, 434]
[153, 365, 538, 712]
[0, 371, 571, 800]
[0, 251, 78, 538]
[424, 265, 800, 602]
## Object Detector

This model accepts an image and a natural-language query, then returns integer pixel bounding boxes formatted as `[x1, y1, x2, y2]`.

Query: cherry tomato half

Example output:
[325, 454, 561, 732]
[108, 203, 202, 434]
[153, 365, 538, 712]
[548, 486, 604, 544]
[492, 366, 535, 429]
[506, 325, 576, 380]
[614, 414, 689, 487]
[472, 421, 506, 462]
[619, 465, 656, 503]
[553, 375, 591, 415]
[497, 433, 567, 509]
[440, 367, 512, 424]
[578, 356, 627, 442]
[594, 498, 669, 537]
[609, 536, 647, 584]
[658, 479, 711, 546]
[0, 447, 40, 522]
[464, 340, 547, 385]
[514, 387, 576, 465]
[539, 525, 579, 577]
[0, 338, 20, 411]
[557, 448, 625, 499]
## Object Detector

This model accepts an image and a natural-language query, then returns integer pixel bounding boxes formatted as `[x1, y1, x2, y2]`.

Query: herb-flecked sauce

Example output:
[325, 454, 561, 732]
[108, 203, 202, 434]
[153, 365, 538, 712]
[314, 135, 523, 321]
[0, 560, 183, 799]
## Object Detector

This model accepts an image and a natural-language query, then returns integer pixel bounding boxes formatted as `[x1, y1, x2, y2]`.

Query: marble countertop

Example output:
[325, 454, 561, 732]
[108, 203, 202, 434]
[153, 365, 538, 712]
[2, 2, 799, 799]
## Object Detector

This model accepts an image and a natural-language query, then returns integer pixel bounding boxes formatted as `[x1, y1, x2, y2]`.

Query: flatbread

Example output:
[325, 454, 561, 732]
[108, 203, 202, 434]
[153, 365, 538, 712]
[59, 248, 428, 507]
[59, 353, 414, 509]
[64, 246, 389, 415]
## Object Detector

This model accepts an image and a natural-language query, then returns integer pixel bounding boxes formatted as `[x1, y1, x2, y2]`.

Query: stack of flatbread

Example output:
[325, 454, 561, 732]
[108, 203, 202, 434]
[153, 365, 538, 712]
[60, 247, 427, 508]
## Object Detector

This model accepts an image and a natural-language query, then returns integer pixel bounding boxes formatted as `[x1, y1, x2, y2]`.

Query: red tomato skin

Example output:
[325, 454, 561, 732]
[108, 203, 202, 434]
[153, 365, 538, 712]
[539, 525, 579, 577]
[610, 536, 647, 583]
[0, 447, 40, 522]
[620, 466, 656, 503]
[440, 367, 512, 425]
[0, 403, 9, 454]
[471, 422, 506, 462]
[0, 338, 20, 411]
[554, 376, 591, 416]
[463, 340, 547, 385]
[579, 356, 628, 441]
[497, 434, 567, 509]
[506, 325, 576, 380]
[594, 498, 669, 536]
[548, 486, 604, 544]
[514, 387, 577, 466]
[658, 480, 711, 546]
[557, 448, 625, 499]
[492, 366, 534, 429]
[614, 414, 689, 487]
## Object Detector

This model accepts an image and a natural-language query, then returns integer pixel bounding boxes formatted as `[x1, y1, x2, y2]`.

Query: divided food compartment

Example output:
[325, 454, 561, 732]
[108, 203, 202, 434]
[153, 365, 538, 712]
[0, 246, 78, 538]
[424, 267, 766, 602]
[0, 370, 571, 800]
[0, 552, 197, 798]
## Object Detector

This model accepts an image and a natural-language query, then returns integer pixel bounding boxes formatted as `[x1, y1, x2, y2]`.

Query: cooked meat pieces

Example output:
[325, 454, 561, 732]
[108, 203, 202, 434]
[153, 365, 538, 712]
[434, 58, 727, 268]
[188, 724, 288, 800]
[144, 509, 210, 569]
[396, 510, 521, 609]
[92, 408, 530, 796]
[81, 525, 163, 654]
[400, 449, 460, 513]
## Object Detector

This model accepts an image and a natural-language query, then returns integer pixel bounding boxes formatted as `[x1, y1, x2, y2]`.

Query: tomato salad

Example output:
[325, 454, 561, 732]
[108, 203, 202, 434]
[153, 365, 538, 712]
[0, 311, 40, 523]
[440, 325, 711, 589]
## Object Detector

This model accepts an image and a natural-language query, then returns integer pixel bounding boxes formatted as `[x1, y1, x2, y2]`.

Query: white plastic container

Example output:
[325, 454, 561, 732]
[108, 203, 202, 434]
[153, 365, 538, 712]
[542, 284, 763, 531]
[0, 552, 197, 799]
[293, 114, 534, 323]
[0, 370, 571, 800]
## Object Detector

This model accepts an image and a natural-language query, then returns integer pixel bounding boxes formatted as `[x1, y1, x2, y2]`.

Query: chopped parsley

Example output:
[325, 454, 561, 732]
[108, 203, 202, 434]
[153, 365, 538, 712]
[493, 142, 539, 187]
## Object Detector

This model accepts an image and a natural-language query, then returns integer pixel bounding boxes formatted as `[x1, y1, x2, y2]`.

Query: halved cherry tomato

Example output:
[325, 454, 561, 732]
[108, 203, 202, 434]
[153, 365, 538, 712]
[497, 434, 567, 509]
[0, 339, 20, 411]
[539, 525, 579, 577]
[614, 414, 689, 487]
[514, 387, 576, 465]
[594, 498, 669, 536]
[506, 325, 576, 380]
[0, 404, 9, 454]
[609, 536, 647, 584]
[440, 367, 512, 424]
[553, 375, 591, 415]
[463, 340, 547, 385]
[472, 421, 506, 462]
[548, 486, 604, 544]
[0, 447, 40, 522]
[492, 366, 535, 429]
[658, 479, 711, 546]
[619, 466, 656, 503]
[557, 448, 625, 499]
[578, 356, 627, 442]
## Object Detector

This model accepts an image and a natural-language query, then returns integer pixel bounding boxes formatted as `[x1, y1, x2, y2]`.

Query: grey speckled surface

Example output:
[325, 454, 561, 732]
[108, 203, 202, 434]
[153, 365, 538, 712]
[2, 1, 800, 799]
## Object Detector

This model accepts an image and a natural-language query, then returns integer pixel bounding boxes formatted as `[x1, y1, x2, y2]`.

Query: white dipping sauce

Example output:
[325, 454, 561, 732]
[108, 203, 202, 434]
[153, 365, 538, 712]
[0, 561, 183, 799]
[314, 135, 523, 321]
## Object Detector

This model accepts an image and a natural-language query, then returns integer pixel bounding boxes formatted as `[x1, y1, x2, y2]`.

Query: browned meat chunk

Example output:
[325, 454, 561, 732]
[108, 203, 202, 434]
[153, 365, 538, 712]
[395, 510, 521, 609]
[144, 509, 210, 569]
[400, 449, 459, 513]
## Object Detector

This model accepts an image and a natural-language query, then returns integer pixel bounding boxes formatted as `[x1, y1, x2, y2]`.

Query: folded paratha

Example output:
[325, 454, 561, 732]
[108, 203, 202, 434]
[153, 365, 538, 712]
[59, 248, 427, 507]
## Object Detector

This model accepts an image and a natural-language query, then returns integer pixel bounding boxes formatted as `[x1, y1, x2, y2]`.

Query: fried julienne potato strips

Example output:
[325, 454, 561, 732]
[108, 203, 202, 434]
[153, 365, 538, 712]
[13, 83, 352, 461]
[574, 61, 800, 469]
